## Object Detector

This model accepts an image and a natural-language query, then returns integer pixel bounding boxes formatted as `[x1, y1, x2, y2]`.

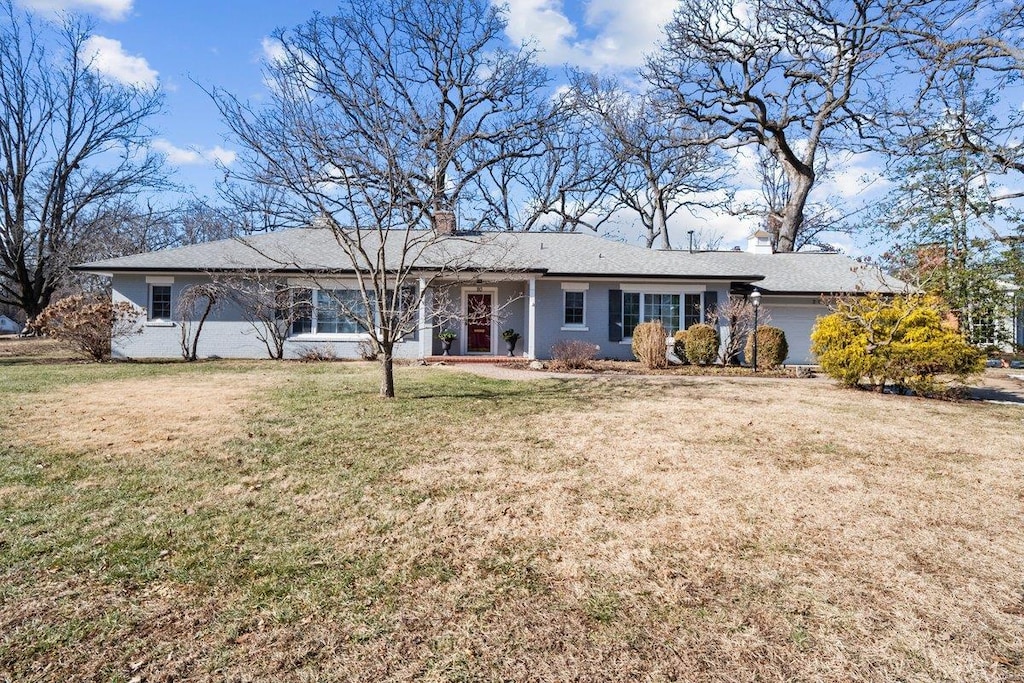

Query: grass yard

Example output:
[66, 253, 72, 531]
[1, 341, 1023, 681]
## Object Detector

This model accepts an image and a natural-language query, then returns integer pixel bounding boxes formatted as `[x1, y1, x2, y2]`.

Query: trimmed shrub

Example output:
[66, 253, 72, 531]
[810, 293, 983, 396]
[34, 294, 141, 361]
[744, 326, 788, 369]
[631, 320, 668, 369]
[672, 329, 689, 364]
[684, 323, 719, 365]
[550, 339, 598, 370]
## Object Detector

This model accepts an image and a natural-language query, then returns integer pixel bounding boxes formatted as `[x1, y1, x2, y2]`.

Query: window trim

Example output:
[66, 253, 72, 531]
[561, 285, 588, 331]
[288, 284, 418, 341]
[619, 289, 706, 341]
[148, 284, 173, 322]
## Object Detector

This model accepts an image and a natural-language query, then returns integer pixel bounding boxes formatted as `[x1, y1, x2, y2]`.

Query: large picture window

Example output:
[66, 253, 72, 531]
[289, 286, 415, 337]
[622, 291, 703, 338]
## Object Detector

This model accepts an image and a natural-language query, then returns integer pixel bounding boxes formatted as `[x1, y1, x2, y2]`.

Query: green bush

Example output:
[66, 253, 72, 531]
[744, 326, 788, 369]
[631, 320, 668, 369]
[684, 323, 719, 366]
[672, 329, 689, 364]
[810, 293, 983, 396]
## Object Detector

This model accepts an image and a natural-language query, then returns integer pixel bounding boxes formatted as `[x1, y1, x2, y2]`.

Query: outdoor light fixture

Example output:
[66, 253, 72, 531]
[749, 289, 761, 373]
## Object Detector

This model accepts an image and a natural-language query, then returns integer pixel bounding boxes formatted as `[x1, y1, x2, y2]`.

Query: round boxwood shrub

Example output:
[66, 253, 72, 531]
[744, 325, 788, 370]
[684, 323, 719, 365]
[672, 329, 689, 364]
[631, 320, 668, 369]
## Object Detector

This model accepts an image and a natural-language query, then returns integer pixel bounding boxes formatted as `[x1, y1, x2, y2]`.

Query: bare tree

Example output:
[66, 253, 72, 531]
[0, 1, 165, 319]
[480, 101, 621, 234]
[646, 0, 922, 252]
[222, 273, 311, 360]
[892, 1, 1024, 179]
[178, 282, 225, 362]
[567, 73, 732, 250]
[715, 295, 769, 365]
[741, 149, 847, 251]
[212, 0, 551, 397]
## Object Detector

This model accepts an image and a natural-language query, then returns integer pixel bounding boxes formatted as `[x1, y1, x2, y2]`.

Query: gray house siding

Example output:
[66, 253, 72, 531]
[534, 279, 731, 361]
[112, 274, 423, 360]
[112, 271, 809, 363]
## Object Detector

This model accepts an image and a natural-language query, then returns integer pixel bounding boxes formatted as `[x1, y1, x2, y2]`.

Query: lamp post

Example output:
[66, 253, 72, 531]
[749, 289, 761, 373]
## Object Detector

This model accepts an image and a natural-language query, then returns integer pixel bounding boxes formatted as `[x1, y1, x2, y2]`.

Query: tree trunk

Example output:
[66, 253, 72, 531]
[379, 346, 395, 398]
[652, 183, 672, 250]
[776, 169, 815, 252]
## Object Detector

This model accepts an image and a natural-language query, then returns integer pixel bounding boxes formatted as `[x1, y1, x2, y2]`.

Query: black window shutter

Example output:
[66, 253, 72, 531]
[608, 289, 622, 342]
[704, 291, 718, 325]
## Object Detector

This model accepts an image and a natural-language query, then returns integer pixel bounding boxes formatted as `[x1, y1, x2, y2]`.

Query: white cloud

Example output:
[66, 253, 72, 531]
[16, 0, 132, 21]
[820, 152, 890, 200]
[152, 139, 237, 167]
[261, 37, 287, 64]
[81, 36, 157, 87]
[501, 0, 676, 70]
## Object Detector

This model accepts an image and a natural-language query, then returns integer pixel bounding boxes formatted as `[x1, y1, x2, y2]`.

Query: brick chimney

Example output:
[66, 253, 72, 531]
[433, 209, 456, 236]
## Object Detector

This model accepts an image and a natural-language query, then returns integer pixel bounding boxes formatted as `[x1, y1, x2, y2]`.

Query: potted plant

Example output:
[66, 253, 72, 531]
[501, 328, 521, 357]
[437, 329, 456, 355]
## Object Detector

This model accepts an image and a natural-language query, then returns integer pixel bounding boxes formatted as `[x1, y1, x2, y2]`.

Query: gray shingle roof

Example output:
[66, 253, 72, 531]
[74, 228, 904, 294]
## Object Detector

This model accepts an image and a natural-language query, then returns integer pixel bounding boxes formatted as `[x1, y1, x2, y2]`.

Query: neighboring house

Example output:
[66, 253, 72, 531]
[0, 314, 21, 334]
[73, 227, 903, 364]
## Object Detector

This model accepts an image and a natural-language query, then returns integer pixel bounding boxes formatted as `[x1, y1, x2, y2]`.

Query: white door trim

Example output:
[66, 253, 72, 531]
[462, 287, 498, 355]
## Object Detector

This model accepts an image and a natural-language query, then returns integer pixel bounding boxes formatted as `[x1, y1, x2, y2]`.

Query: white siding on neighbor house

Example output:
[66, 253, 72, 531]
[759, 296, 829, 365]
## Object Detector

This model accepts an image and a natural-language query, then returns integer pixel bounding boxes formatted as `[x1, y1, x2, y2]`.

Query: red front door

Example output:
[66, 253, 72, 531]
[466, 293, 492, 353]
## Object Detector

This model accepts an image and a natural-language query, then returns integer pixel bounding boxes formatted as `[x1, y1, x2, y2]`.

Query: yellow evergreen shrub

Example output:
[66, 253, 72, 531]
[810, 293, 983, 396]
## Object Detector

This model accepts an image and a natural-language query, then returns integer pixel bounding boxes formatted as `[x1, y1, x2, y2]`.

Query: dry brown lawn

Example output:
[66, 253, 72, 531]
[1, 355, 1022, 682]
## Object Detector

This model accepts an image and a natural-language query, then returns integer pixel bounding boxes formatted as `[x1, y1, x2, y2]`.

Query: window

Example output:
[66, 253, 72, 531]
[644, 293, 680, 332]
[684, 293, 703, 329]
[149, 285, 171, 320]
[290, 289, 313, 335]
[317, 289, 369, 334]
[288, 286, 415, 337]
[622, 290, 702, 338]
[564, 290, 585, 326]
[623, 292, 641, 337]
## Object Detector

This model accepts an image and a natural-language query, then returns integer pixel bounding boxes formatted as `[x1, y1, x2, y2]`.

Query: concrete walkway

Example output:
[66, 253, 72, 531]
[969, 369, 1024, 405]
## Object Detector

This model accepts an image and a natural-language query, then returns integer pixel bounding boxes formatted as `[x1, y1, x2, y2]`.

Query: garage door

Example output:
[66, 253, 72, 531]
[766, 304, 829, 365]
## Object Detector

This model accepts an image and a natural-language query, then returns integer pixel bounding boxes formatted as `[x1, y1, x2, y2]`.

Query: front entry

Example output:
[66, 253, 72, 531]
[466, 292, 493, 353]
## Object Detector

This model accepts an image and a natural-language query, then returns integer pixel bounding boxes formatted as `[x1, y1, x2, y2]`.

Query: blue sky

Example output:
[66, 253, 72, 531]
[14, 0, 1018, 253]
[16, 0, 678, 196]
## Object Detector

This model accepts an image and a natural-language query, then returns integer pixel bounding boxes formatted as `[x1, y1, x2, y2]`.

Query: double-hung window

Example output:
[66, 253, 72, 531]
[561, 283, 588, 329]
[683, 293, 703, 329]
[149, 285, 172, 320]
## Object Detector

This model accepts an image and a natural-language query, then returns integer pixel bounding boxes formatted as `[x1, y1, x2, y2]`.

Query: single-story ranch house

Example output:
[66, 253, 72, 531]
[74, 227, 903, 364]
